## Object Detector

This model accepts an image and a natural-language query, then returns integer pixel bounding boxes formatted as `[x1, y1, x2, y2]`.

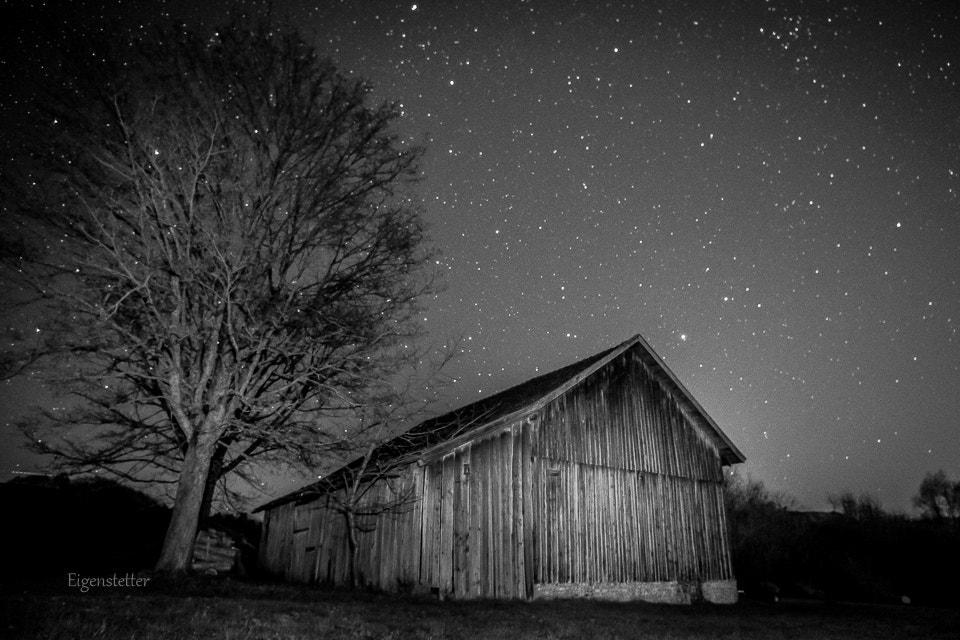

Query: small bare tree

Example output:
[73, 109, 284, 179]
[320, 414, 423, 590]
[2, 23, 441, 574]
[309, 395, 489, 589]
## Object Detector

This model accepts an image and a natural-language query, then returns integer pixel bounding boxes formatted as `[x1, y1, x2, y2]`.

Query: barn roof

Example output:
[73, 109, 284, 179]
[255, 334, 744, 513]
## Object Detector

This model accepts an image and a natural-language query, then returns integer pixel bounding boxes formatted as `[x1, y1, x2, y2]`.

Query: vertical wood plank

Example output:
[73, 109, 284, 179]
[457, 446, 472, 597]
[491, 432, 503, 597]
[508, 429, 518, 596]
[469, 443, 483, 597]
[522, 421, 535, 598]
[419, 464, 432, 587]
[439, 453, 456, 597]
[484, 438, 495, 597]
[451, 450, 463, 597]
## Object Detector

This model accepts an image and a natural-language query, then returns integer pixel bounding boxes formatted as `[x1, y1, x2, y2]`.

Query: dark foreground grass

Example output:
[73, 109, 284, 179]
[2, 576, 957, 640]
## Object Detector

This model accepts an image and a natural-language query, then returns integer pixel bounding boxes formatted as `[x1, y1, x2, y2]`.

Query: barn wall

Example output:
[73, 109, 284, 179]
[259, 345, 736, 601]
[529, 348, 734, 592]
[531, 459, 733, 586]
[268, 472, 425, 589]
[258, 501, 291, 578]
[258, 423, 535, 599]
[418, 423, 534, 599]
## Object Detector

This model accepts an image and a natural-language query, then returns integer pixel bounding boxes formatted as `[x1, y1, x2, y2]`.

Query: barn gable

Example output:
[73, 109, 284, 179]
[257, 334, 744, 603]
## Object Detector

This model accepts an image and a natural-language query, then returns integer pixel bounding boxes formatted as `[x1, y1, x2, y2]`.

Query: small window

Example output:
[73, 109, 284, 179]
[462, 463, 471, 476]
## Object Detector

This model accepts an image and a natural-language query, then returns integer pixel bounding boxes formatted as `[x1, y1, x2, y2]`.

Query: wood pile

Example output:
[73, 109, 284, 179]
[192, 528, 238, 574]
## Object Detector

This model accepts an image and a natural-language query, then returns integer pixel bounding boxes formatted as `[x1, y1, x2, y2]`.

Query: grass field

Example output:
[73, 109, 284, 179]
[2, 576, 957, 640]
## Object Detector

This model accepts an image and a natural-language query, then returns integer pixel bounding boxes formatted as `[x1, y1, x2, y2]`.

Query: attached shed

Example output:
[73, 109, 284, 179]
[256, 334, 745, 603]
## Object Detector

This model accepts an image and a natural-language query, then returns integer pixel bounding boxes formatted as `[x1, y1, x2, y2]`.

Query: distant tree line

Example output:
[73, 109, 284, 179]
[724, 469, 960, 607]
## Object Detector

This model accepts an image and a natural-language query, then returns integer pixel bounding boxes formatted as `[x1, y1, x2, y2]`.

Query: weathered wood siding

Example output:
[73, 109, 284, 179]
[532, 461, 732, 585]
[259, 425, 533, 597]
[536, 349, 723, 481]
[259, 345, 734, 596]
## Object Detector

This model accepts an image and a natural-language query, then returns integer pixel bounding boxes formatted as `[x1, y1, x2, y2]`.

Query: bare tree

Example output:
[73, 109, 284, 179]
[318, 415, 422, 590]
[2, 24, 441, 574]
[827, 490, 885, 520]
[914, 470, 960, 522]
[303, 382, 486, 589]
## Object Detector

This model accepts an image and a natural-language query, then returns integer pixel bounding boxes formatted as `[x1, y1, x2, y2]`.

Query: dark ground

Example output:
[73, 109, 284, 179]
[2, 574, 958, 640]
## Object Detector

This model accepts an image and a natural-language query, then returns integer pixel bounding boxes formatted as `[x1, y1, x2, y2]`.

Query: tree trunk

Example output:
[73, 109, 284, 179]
[198, 444, 226, 528]
[155, 435, 216, 574]
[345, 510, 359, 589]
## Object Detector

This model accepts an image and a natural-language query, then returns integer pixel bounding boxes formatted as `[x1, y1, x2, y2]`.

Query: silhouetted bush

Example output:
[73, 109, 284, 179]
[723, 472, 802, 599]
[724, 472, 960, 607]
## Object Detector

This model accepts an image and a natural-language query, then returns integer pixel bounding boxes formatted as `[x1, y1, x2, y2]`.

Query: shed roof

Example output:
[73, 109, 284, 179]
[255, 334, 744, 512]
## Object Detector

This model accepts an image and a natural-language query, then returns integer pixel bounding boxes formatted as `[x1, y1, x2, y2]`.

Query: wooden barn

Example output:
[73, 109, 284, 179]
[256, 334, 745, 603]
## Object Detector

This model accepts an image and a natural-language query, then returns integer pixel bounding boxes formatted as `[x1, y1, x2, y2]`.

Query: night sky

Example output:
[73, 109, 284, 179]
[2, 0, 958, 513]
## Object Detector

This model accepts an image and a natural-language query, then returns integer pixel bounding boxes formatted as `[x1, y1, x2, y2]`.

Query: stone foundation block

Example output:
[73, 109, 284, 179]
[533, 579, 738, 605]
